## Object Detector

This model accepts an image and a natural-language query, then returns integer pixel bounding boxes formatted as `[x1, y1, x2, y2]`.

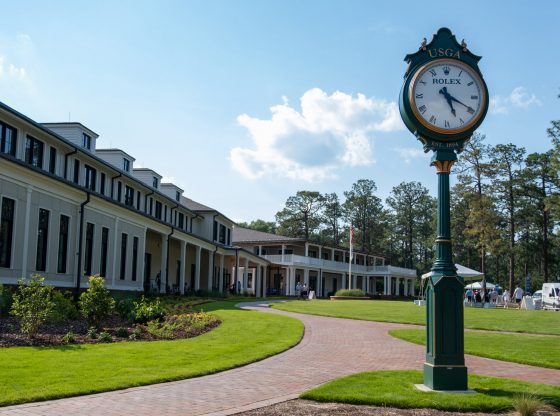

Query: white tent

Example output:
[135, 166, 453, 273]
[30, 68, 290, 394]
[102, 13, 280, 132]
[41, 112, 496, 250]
[421, 264, 484, 282]
[465, 281, 495, 290]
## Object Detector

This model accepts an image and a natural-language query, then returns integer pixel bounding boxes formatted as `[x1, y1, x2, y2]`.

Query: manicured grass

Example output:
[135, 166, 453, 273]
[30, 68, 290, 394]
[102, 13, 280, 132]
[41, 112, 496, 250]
[0, 301, 303, 406]
[301, 370, 560, 412]
[389, 329, 560, 369]
[272, 299, 560, 335]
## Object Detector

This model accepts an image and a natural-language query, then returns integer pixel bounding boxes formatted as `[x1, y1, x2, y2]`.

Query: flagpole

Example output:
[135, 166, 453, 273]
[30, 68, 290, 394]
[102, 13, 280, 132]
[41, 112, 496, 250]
[349, 225, 353, 290]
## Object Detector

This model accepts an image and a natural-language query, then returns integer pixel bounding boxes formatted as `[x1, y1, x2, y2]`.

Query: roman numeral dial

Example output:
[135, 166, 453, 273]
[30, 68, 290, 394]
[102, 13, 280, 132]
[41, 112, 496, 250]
[409, 59, 486, 134]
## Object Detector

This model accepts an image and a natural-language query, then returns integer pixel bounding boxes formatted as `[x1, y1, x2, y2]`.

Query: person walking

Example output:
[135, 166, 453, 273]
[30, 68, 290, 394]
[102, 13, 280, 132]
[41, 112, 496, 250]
[513, 286, 524, 304]
[466, 288, 474, 303]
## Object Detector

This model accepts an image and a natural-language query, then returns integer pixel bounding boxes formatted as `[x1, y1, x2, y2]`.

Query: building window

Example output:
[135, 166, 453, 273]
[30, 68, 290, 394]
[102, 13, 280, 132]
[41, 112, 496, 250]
[85, 165, 97, 191]
[124, 185, 134, 206]
[82, 133, 91, 150]
[49, 147, 57, 174]
[175, 191, 180, 202]
[25, 136, 44, 168]
[213, 220, 218, 241]
[36, 208, 49, 271]
[219, 224, 226, 244]
[0, 197, 15, 268]
[227, 228, 231, 246]
[132, 236, 138, 281]
[57, 215, 69, 273]
[155, 201, 162, 220]
[73, 159, 80, 184]
[84, 223, 94, 276]
[117, 181, 122, 202]
[100, 173, 106, 195]
[178, 213, 184, 229]
[123, 158, 130, 172]
[120, 233, 128, 280]
[149, 198, 153, 215]
[0, 121, 17, 156]
[100, 227, 109, 277]
[152, 177, 158, 188]
[164, 205, 167, 222]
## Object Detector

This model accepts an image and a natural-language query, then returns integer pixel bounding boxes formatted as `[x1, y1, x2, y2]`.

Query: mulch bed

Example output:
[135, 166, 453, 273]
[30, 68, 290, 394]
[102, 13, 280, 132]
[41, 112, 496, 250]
[0, 313, 220, 347]
[237, 399, 559, 416]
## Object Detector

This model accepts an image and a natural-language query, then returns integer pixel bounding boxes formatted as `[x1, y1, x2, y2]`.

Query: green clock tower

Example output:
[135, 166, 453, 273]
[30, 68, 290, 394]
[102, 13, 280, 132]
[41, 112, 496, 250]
[399, 28, 489, 391]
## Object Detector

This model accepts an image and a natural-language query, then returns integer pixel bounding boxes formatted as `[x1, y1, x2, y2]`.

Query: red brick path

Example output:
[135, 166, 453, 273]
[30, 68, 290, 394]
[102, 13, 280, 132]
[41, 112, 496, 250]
[1, 302, 558, 416]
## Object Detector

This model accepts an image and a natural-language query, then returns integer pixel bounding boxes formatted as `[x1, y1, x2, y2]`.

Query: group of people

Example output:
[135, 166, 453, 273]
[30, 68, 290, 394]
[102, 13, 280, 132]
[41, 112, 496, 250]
[295, 281, 309, 300]
[465, 287, 499, 304]
[465, 285, 525, 304]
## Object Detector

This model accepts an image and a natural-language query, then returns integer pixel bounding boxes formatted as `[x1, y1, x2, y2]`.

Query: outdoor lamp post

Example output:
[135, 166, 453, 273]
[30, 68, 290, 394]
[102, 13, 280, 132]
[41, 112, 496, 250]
[399, 28, 489, 390]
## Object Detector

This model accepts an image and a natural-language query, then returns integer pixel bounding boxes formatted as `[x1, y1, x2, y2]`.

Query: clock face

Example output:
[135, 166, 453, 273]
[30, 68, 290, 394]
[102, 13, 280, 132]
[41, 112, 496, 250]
[409, 59, 486, 135]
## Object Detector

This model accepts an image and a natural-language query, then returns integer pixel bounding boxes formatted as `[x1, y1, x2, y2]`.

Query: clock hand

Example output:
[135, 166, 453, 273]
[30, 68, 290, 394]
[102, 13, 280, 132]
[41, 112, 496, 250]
[448, 94, 475, 113]
[439, 87, 456, 117]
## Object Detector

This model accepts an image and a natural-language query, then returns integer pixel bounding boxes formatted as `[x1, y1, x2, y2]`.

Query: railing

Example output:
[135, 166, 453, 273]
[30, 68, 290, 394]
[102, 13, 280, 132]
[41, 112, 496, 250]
[261, 254, 416, 277]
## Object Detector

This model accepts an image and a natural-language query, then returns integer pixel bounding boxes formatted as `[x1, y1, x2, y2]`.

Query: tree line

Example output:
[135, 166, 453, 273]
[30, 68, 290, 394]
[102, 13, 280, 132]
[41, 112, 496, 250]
[239, 109, 560, 293]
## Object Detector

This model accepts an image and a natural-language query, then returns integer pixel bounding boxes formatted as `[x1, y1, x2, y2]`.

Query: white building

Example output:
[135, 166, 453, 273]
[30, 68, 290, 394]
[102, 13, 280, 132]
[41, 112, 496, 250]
[232, 227, 417, 297]
[0, 101, 268, 295]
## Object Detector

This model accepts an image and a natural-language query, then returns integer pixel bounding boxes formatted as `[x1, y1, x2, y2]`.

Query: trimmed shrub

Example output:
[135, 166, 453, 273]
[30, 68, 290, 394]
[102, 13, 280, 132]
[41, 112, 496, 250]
[115, 327, 129, 338]
[130, 296, 165, 324]
[10, 275, 54, 338]
[98, 331, 113, 343]
[116, 298, 135, 320]
[62, 330, 76, 344]
[87, 327, 98, 339]
[0, 284, 14, 316]
[49, 290, 79, 322]
[79, 276, 115, 329]
[335, 289, 366, 297]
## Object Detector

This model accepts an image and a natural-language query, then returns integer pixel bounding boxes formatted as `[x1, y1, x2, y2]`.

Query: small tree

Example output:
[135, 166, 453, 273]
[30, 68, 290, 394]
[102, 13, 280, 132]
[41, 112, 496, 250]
[10, 275, 54, 338]
[79, 276, 115, 329]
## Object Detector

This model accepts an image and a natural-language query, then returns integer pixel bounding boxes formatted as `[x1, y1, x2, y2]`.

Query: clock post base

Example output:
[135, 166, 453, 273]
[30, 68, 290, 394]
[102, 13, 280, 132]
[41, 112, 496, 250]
[423, 364, 468, 391]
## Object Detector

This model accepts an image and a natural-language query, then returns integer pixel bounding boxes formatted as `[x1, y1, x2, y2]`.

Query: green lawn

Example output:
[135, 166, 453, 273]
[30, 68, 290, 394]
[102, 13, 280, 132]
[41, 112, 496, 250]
[301, 370, 560, 412]
[0, 300, 303, 406]
[389, 329, 560, 369]
[272, 299, 560, 335]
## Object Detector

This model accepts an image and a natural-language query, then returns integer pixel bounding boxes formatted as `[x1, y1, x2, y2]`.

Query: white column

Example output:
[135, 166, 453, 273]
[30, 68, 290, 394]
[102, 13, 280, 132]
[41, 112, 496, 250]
[243, 257, 249, 292]
[289, 267, 295, 295]
[263, 267, 267, 298]
[21, 186, 33, 280]
[235, 252, 240, 293]
[318, 246, 322, 260]
[207, 249, 214, 291]
[258, 245, 262, 255]
[219, 254, 224, 293]
[304, 242, 309, 257]
[331, 248, 335, 261]
[281, 244, 286, 262]
[160, 235, 168, 294]
[179, 240, 186, 294]
[256, 265, 262, 297]
[304, 268, 309, 285]
[384, 275, 389, 295]
[342, 273, 346, 289]
[194, 245, 201, 290]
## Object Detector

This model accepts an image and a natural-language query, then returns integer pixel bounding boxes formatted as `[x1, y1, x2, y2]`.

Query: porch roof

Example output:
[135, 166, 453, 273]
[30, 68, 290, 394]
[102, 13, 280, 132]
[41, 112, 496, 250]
[232, 227, 305, 244]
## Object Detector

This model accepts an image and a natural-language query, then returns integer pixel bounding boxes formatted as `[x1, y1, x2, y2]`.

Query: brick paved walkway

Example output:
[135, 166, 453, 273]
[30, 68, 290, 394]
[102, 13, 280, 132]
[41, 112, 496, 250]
[1, 302, 559, 416]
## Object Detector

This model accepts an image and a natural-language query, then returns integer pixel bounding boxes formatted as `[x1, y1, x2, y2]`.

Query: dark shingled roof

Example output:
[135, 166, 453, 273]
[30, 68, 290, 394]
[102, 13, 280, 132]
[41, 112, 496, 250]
[181, 196, 214, 212]
[233, 227, 305, 244]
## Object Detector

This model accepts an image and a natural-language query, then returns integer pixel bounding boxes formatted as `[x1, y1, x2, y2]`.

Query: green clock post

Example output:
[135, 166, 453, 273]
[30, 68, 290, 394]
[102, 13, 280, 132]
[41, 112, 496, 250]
[399, 28, 489, 391]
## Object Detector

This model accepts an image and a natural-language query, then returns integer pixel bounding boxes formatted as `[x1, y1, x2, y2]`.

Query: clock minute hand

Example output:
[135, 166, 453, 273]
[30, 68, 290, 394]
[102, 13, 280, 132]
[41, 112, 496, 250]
[448, 95, 475, 113]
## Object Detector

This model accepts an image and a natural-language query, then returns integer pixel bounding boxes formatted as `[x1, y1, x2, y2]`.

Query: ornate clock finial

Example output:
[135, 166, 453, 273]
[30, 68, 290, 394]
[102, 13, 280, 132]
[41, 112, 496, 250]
[461, 39, 468, 51]
[420, 37, 427, 50]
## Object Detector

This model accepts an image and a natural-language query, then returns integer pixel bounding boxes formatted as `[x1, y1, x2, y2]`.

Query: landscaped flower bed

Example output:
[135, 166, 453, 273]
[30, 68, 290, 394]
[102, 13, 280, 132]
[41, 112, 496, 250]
[0, 276, 220, 347]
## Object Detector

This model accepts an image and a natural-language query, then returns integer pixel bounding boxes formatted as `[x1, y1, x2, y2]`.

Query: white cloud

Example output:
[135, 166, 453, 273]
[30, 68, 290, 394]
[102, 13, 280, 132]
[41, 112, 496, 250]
[394, 147, 430, 164]
[490, 87, 541, 115]
[230, 88, 404, 182]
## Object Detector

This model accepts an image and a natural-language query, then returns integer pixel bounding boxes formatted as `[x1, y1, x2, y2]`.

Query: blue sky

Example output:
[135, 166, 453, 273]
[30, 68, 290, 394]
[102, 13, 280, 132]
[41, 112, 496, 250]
[1, 1, 559, 222]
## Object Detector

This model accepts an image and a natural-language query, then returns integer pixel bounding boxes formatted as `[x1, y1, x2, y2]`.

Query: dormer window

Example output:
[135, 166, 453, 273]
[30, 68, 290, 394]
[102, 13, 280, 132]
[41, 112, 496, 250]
[152, 176, 158, 188]
[175, 191, 180, 202]
[123, 158, 130, 172]
[82, 133, 92, 150]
